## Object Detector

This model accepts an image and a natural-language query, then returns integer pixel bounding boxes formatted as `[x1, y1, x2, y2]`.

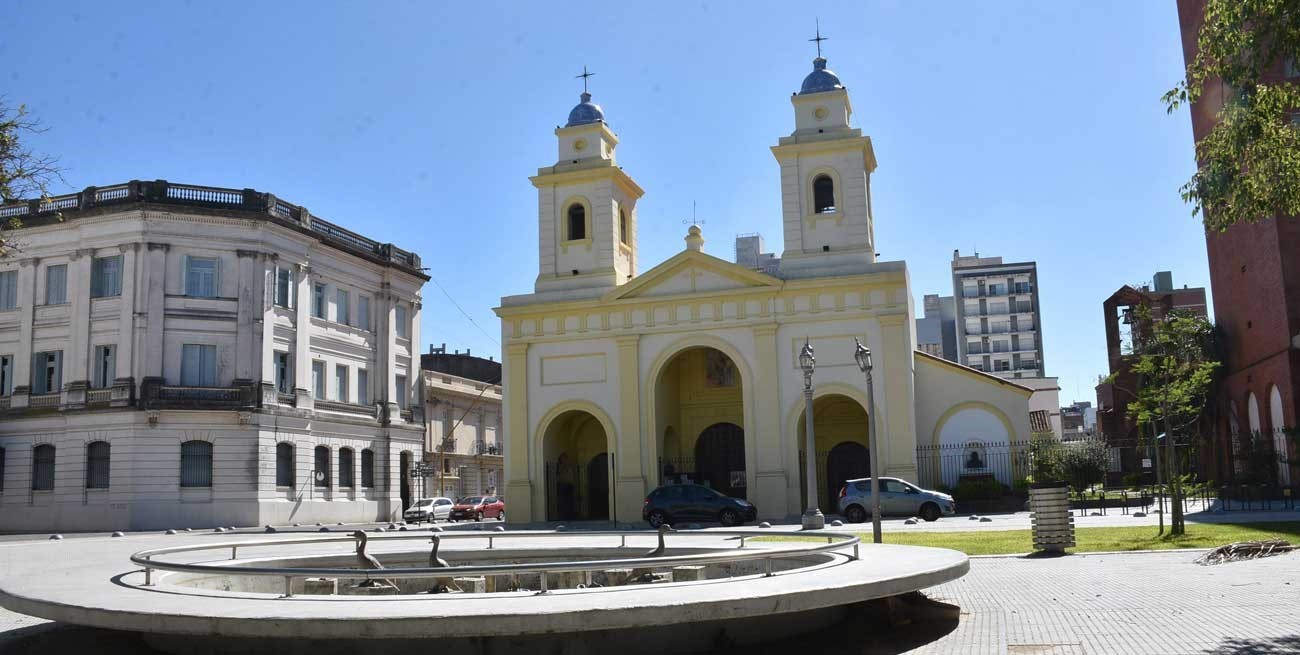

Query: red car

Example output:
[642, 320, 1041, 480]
[448, 495, 505, 522]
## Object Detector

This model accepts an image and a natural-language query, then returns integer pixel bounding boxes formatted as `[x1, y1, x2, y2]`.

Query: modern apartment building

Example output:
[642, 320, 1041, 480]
[0, 180, 427, 531]
[421, 347, 503, 500]
[951, 250, 1043, 379]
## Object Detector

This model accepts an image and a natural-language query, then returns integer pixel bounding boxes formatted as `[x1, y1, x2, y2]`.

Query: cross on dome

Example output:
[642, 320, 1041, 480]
[565, 65, 605, 127]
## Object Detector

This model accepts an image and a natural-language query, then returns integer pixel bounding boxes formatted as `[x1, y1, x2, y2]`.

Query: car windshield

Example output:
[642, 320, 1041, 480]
[460, 497, 483, 505]
[413, 500, 432, 507]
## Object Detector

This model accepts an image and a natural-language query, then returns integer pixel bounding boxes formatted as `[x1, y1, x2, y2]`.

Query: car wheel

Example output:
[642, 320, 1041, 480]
[476, 511, 484, 522]
[845, 505, 867, 524]
[719, 508, 741, 527]
[920, 503, 941, 522]
[647, 509, 669, 528]
[498, 511, 505, 522]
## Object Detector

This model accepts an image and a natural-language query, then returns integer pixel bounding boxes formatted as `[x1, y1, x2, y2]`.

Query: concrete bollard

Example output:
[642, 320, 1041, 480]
[303, 578, 338, 595]
[112, 531, 125, 537]
[454, 577, 486, 594]
[672, 566, 707, 582]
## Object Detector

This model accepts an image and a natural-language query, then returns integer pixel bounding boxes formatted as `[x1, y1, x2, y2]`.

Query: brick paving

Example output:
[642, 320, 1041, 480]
[2, 548, 1298, 653]
[911, 550, 1300, 654]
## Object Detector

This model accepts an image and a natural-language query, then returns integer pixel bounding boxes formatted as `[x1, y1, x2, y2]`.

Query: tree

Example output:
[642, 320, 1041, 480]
[1125, 306, 1220, 536]
[0, 99, 63, 256]
[1057, 439, 1110, 496]
[1164, 0, 1300, 231]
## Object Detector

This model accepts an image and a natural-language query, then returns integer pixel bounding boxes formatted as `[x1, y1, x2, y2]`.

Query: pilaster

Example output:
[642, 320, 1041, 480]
[259, 254, 278, 391]
[114, 243, 138, 392]
[879, 314, 918, 481]
[503, 341, 530, 523]
[751, 323, 790, 518]
[143, 243, 169, 379]
[380, 285, 399, 421]
[614, 334, 645, 523]
[10, 258, 38, 408]
[65, 248, 94, 395]
[293, 262, 313, 410]
[234, 249, 260, 381]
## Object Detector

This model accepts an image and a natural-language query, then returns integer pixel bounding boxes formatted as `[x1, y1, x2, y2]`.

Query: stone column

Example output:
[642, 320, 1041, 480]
[614, 335, 644, 524]
[63, 248, 94, 408]
[503, 341, 532, 523]
[258, 255, 279, 404]
[114, 244, 139, 401]
[879, 314, 918, 481]
[750, 323, 789, 519]
[293, 263, 313, 410]
[9, 257, 38, 408]
[379, 285, 399, 422]
[142, 243, 169, 380]
[234, 250, 260, 383]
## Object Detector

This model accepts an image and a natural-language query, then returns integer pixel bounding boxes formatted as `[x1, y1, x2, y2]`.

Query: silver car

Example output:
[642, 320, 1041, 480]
[837, 477, 956, 522]
[403, 497, 454, 523]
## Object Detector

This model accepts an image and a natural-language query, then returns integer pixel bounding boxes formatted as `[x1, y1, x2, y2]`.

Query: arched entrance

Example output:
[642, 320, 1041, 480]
[542, 409, 610, 521]
[399, 451, 412, 510]
[825, 441, 871, 509]
[652, 346, 747, 496]
[695, 423, 746, 499]
[797, 394, 870, 511]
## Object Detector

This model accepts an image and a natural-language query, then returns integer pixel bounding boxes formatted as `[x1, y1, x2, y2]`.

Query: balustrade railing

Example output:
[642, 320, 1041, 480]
[0, 180, 421, 272]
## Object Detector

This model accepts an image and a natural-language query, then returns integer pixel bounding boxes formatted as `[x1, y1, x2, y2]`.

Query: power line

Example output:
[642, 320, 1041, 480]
[427, 275, 499, 347]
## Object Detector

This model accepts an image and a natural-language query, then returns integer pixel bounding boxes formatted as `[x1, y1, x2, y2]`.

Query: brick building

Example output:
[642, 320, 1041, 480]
[1177, 0, 1299, 487]
[1095, 272, 1207, 482]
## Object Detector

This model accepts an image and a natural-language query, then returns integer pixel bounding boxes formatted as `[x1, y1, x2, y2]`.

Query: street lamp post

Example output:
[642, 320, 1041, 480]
[799, 338, 825, 530]
[854, 337, 882, 544]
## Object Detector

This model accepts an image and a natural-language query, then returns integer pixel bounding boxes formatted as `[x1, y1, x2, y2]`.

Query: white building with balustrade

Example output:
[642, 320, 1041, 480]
[0, 180, 426, 532]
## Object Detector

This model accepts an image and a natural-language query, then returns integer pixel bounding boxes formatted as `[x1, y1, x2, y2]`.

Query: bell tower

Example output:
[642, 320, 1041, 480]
[771, 31, 878, 278]
[531, 70, 644, 294]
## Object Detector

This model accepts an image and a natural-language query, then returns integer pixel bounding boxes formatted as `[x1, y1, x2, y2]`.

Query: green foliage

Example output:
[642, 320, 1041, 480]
[1012, 478, 1030, 496]
[951, 477, 1006, 502]
[1126, 307, 1220, 433]
[1234, 431, 1281, 486]
[1164, 0, 1300, 229]
[0, 99, 62, 256]
[1058, 439, 1110, 494]
[1122, 473, 1145, 489]
[1028, 437, 1063, 482]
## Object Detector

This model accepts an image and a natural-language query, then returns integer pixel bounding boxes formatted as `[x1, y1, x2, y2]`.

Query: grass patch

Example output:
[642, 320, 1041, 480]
[756, 522, 1300, 556]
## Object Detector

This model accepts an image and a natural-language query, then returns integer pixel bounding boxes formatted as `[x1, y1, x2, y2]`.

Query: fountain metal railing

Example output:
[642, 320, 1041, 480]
[129, 529, 861, 598]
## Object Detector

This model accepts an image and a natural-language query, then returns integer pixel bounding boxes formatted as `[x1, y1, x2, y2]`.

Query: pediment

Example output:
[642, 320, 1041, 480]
[604, 250, 782, 301]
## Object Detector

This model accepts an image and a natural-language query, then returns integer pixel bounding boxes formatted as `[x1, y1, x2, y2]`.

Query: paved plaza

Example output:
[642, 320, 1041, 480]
[1, 526, 1298, 654]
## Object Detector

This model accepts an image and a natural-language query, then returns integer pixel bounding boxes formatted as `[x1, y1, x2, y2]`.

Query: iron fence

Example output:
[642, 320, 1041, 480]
[915, 440, 1033, 491]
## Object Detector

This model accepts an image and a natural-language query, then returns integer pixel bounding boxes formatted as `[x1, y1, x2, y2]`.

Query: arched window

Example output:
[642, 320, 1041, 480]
[567, 203, 586, 241]
[314, 446, 331, 488]
[619, 208, 629, 245]
[812, 174, 836, 214]
[339, 447, 355, 488]
[31, 444, 54, 491]
[361, 448, 375, 488]
[964, 441, 988, 471]
[275, 442, 294, 487]
[86, 441, 110, 489]
[180, 441, 212, 488]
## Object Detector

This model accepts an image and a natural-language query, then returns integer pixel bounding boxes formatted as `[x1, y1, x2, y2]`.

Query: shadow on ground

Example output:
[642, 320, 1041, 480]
[1204, 635, 1300, 654]
[0, 621, 155, 654]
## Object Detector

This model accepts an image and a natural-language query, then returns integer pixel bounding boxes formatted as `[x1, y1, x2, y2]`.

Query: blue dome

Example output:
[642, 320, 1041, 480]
[799, 57, 843, 95]
[565, 92, 605, 127]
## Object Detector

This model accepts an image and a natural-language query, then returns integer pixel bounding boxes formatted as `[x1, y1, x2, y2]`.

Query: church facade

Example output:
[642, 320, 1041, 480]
[495, 56, 1034, 524]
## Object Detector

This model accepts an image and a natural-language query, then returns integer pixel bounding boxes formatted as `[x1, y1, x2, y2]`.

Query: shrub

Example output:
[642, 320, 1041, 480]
[1122, 473, 1144, 489]
[952, 477, 1005, 502]
[1058, 439, 1110, 495]
[1012, 478, 1030, 496]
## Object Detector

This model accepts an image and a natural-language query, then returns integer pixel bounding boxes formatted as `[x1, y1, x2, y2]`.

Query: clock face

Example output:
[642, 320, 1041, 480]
[814, 106, 829, 121]
[573, 138, 588, 152]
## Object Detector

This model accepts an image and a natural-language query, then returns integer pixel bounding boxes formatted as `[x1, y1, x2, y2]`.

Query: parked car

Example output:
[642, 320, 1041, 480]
[642, 483, 757, 527]
[404, 497, 454, 523]
[448, 496, 505, 522]
[838, 477, 956, 522]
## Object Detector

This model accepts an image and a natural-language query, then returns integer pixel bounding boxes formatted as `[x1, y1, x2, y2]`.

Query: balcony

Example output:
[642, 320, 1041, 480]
[476, 442, 503, 456]
[315, 399, 377, 418]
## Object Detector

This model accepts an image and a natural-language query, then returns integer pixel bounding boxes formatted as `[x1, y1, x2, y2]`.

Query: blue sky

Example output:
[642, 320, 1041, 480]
[7, 1, 1207, 405]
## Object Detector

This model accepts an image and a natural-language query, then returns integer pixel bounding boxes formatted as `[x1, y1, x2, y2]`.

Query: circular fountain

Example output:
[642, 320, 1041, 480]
[0, 528, 967, 654]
